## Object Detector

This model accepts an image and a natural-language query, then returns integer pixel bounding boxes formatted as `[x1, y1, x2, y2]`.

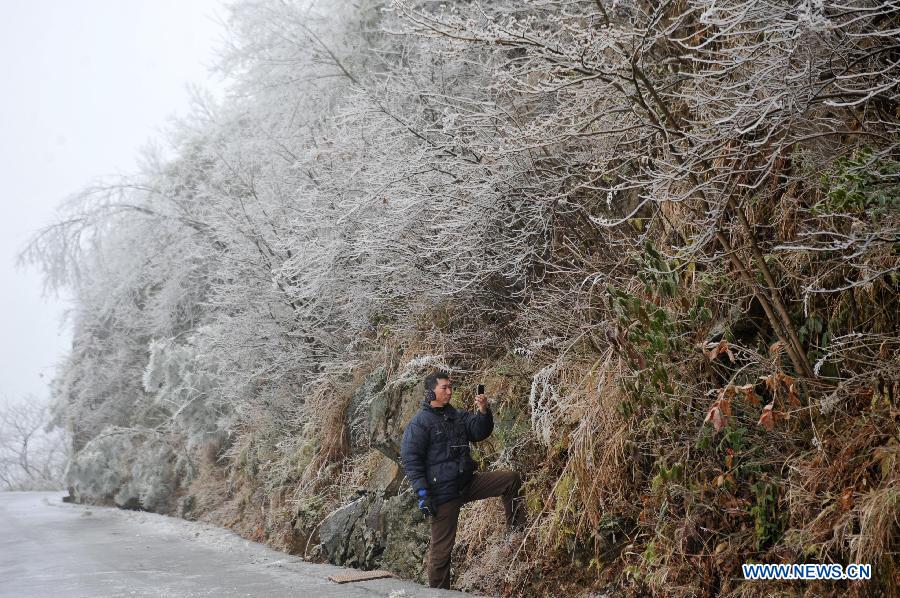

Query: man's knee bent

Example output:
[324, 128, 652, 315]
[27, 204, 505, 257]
[503, 470, 521, 492]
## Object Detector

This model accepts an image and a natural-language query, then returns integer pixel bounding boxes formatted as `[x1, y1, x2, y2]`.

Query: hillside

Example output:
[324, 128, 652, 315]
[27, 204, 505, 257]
[24, 1, 898, 596]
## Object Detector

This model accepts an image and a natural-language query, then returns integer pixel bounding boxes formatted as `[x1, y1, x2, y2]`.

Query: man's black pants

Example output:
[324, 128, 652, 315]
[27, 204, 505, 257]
[428, 470, 524, 589]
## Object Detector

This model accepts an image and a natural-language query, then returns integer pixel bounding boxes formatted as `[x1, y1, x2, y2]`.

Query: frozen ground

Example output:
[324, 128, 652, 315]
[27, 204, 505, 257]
[0, 492, 470, 597]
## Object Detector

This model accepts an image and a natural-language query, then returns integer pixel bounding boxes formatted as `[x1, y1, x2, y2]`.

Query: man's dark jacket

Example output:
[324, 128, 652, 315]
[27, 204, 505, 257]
[400, 398, 494, 506]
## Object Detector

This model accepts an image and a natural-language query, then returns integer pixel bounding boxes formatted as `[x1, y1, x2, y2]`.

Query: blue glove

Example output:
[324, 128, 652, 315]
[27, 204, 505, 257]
[417, 488, 435, 517]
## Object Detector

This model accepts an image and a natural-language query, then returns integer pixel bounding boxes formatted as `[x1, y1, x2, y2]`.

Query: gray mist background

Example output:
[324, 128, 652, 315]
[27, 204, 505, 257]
[0, 0, 226, 405]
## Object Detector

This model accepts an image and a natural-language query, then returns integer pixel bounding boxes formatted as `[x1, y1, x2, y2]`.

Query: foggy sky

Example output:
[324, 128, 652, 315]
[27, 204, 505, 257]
[0, 0, 227, 404]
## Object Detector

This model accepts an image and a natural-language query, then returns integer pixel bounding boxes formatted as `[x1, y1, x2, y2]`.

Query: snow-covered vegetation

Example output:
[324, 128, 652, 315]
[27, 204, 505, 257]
[24, 1, 898, 595]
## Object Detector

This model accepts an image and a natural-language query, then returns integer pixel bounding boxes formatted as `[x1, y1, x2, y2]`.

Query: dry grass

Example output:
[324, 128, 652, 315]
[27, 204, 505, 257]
[852, 483, 899, 567]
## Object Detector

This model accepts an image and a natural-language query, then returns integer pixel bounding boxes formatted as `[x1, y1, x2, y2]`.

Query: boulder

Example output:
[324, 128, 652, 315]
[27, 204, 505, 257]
[319, 492, 375, 568]
[346, 367, 387, 454]
[319, 490, 429, 580]
[377, 492, 430, 581]
[369, 378, 423, 464]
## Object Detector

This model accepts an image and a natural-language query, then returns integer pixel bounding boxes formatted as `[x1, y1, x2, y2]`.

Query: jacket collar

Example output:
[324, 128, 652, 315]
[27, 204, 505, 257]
[421, 398, 455, 416]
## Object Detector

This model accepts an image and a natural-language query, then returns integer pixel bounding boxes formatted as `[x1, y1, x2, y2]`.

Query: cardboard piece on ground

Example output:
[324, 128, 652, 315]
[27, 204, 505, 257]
[327, 569, 394, 584]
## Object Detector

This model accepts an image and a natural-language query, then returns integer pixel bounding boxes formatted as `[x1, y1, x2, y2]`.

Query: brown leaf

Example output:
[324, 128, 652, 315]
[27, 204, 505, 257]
[786, 383, 800, 407]
[769, 341, 786, 357]
[706, 339, 736, 363]
[720, 397, 732, 417]
[704, 397, 731, 432]
[714, 473, 733, 488]
[778, 373, 795, 388]
[705, 405, 725, 431]
[758, 403, 775, 431]
[839, 487, 854, 511]
[760, 374, 777, 394]
[736, 383, 761, 405]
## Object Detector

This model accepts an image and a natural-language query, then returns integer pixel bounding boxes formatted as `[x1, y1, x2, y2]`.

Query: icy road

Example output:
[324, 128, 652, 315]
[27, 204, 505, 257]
[0, 492, 468, 597]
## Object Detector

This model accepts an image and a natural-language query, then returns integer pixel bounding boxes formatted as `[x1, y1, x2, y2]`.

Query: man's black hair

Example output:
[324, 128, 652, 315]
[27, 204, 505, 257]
[424, 371, 450, 392]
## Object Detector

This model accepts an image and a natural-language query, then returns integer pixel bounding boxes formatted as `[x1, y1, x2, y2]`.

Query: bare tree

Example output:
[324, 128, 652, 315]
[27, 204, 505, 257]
[0, 398, 68, 491]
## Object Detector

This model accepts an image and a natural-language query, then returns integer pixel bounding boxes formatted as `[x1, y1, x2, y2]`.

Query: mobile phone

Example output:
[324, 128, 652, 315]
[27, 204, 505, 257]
[477, 384, 485, 395]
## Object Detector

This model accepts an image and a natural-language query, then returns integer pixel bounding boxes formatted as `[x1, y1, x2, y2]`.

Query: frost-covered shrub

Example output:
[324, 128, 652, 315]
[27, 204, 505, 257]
[114, 440, 178, 511]
[143, 335, 230, 451]
[66, 428, 177, 512]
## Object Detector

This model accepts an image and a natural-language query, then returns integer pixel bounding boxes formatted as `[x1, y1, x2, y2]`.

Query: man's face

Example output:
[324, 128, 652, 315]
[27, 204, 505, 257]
[432, 378, 453, 407]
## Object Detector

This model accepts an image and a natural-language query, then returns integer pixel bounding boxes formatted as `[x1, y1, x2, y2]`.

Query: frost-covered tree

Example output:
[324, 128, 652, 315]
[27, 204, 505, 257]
[0, 398, 67, 491]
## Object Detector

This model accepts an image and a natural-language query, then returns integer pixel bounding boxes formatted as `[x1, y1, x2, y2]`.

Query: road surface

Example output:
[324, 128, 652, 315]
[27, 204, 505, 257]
[0, 491, 469, 597]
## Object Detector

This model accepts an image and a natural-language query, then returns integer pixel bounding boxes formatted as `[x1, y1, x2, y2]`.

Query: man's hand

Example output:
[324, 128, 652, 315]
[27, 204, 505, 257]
[417, 488, 436, 517]
[474, 393, 488, 414]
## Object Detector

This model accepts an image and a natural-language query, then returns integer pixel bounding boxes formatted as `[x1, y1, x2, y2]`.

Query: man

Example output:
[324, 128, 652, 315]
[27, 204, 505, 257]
[400, 370, 524, 589]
